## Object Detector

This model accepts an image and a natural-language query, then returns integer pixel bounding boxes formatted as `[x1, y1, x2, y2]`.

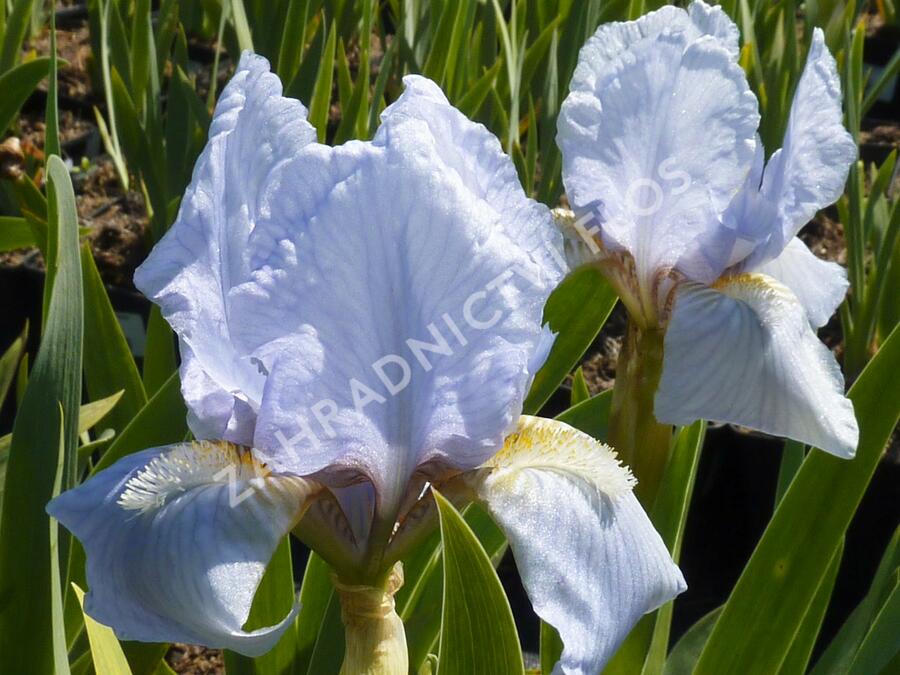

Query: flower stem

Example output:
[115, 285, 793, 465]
[333, 562, 408, 675]
[608, 320, 672, 506]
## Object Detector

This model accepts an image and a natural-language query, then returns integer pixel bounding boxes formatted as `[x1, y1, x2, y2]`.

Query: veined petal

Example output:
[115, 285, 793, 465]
[466, 416, 685, 674]
[656, 275, 858, 458]
[569, 1, 738, 93]
[377, 75, 565, 276]
[134, 53, 317, 446]
[755, 237, 848, 328]
[240, 77, 559, 505]
[742, 29, 856, 268]
[558, 30, 759, 287]
[47, 442, 319, 656]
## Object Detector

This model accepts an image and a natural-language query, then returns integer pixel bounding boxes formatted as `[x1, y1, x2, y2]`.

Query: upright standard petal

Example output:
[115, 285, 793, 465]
[558, 31, 758, 287]
[47, 442, 319, 655]
[465, 416, 685, 674]
[377, 75, 565, 276]
[754, 237, 848, 328]
[741, 29, 856, 268]
[134, 53, 317, 445]
[656, 275, 858, 457]
[242, 78, 560, 505]
[568, 1, 739, 94]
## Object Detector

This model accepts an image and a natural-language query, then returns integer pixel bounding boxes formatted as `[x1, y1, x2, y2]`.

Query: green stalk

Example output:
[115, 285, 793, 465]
[608, 320, 673, 506]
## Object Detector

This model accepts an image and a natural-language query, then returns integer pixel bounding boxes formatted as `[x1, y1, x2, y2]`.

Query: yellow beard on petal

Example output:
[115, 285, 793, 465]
[117, 441, 270, 513]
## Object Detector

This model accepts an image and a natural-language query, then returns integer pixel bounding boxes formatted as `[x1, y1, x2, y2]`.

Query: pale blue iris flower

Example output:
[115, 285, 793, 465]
[49, 55, 684, 674]
[557, 1, 859, 458]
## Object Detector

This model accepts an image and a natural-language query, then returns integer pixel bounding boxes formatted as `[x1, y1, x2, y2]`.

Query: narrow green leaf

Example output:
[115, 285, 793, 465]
[401, 504, 507, 672]
[637, 422, 706, 675]
[230, 0, 255, 53]
[524, 266, 617, 414]
[308, 22, 336, 143]
[0, 323, 26, 405]
[277, 0, 309, 82]
[663, 607, 722, 675]
[0, 0, 35, 72]
[695, 325, 900, 674]
[570, 367, 590, 405]
[91, 371, 187, 474]
[540, 621, 564, 675]
[304, 588, 345, 675]
[45, 4, 60, 159]
[812, 526, 900, 674]
[82, 244, 147, 432]
[72, 584, 134, 675]
[142, 305, 177, 397]
[846, 575, 900, 675]
[293, 552, 338, 674]
[0, 56, 51, 133]
[434, 490, 524, 675]
[774, 440, 805, 506]
[367, 33, 396, 137]
[0, 156, 83, 674]
[50, 406, 70, 675]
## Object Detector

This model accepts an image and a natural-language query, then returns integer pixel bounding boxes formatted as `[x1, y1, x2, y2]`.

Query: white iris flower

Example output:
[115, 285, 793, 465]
[557, 1, 859, 458]
[48, 55, 684, 674]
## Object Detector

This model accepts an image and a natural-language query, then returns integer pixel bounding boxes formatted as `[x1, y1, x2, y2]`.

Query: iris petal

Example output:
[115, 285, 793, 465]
[238, 77, 560, 504]
[656, 275, 858, 457]
[134, 52, 317, 446]
[741, 28, 857, 268]
[467, 416, 685, 674]
[569, 1, 739, 94]
[754, 237, 848, 328]
[558, 29, 759, 286]
[47, 442, 318, 656]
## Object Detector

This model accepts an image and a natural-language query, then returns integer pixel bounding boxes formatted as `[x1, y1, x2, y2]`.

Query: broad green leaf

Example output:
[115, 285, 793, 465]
[81, 244, 147, 432]
[72, 584, 134, 675]
[0, 215, 37, 251]
[812, 526, 900, 674]
[401, 504, 506, 671]
[777, 540, 844, 675]
[434, 490, 524, 675]
[524, 266, 617, 414]
[695, 325, 900, 674]
[0, 56, 51, 133]
[0, 156, 83, 674]
[224, 538, 299, 674]
[92, 370, 187, 474]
